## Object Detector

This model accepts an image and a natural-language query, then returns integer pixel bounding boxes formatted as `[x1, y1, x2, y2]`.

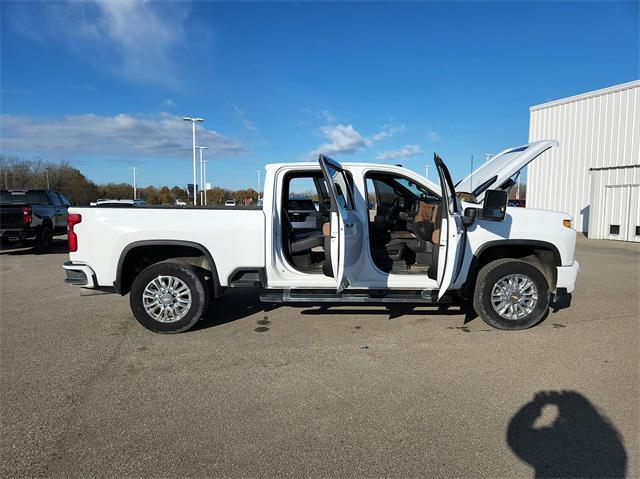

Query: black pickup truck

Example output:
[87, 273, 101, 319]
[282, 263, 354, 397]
[0, 189, 72, 252]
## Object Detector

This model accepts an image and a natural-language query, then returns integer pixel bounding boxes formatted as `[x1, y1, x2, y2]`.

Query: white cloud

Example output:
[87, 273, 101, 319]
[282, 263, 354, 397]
[233, 106, 260, 133]
[7, 1, 196, 88]
[375, 144, 424, 162]
[427, 128, 442, 142]
[305, 123, 404, 159]
[163, 98, 176, 108]
[368, 124, 405, 144]
[0, 113, 245, 159]
[320, 110, 336, 123]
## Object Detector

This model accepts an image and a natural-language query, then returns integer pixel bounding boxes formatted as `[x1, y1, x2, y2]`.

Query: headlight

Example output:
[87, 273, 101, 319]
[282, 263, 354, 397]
[563, 219, 572, 229]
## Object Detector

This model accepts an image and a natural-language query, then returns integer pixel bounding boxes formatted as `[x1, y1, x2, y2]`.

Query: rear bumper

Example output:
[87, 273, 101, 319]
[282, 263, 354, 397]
[1, 228, 37, 241]
[556, 260, 580, 293]
[63, 261, 97, 288]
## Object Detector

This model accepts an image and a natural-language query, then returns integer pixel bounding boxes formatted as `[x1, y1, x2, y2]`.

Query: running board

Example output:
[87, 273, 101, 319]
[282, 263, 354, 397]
[260, 290, 453, 304]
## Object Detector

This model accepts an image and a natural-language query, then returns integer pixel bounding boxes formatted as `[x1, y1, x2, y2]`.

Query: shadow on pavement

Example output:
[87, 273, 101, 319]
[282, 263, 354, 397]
[300, 303, 466, 319]
[507, 390, 627, 478]
[192, 289, 278, 331]
[0, 238, 68, 255]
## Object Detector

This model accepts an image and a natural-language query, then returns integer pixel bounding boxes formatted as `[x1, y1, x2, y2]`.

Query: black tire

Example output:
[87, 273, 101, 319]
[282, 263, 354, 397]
[473, 258, 550, 330]
[34, 226, 53, 253]
[130, 260, 210, 334]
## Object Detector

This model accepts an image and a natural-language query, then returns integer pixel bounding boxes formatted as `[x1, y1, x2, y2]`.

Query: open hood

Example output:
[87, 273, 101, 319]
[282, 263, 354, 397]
[455, 140, 558, 201]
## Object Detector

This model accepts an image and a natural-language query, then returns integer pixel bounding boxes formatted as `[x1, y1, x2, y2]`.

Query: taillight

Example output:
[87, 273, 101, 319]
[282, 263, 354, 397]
[22, 207, 32, 225]
[67, 213, 82, 252]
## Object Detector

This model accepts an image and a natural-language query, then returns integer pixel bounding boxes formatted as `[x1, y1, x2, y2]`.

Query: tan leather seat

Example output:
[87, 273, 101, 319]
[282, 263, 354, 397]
[415, 201, 436, 223]
[431, 204, 441, 245]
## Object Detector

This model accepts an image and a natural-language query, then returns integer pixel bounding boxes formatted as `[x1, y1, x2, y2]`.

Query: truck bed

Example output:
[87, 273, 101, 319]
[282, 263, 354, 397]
[69, 205, 266, 288]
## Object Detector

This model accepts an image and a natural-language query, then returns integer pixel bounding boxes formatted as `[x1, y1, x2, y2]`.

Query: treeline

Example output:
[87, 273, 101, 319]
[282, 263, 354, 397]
[0, 157, 260, 206]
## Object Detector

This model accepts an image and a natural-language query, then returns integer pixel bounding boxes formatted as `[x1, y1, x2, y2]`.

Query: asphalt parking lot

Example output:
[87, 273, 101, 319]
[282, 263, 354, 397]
[1, 236, 638, 478]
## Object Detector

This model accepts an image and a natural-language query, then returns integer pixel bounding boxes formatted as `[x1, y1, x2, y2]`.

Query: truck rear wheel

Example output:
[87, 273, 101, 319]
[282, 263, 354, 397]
[473, 258, 550, 330]
[130, 260, 210, 333]
[34, 226, 53, 253]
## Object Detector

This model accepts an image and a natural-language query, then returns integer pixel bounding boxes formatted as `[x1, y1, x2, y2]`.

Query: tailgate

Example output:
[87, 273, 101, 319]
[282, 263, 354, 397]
[0, 206, 25, 229]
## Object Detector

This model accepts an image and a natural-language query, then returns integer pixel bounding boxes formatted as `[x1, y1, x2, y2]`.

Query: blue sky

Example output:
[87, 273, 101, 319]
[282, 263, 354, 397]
[1, 1, 638, 189]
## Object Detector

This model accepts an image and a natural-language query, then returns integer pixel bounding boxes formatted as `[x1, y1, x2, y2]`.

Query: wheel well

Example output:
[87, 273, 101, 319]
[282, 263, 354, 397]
[117, 243, 219, 296]
[463, 244, 558, 297]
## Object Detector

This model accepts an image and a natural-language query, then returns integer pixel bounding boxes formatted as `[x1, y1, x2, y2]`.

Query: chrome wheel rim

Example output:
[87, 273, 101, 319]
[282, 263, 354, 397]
[491, 273, 538, 321]
[142, 275, 192, 323]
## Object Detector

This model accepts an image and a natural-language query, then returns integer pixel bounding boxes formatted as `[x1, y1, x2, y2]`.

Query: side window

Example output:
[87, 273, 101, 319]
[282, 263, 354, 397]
[325, 164, 354, 211]
[49, 191, 62, 206]
[374, 180, 397, 207]
[58, 193, 71, 206]
[365, 178, 377, 210]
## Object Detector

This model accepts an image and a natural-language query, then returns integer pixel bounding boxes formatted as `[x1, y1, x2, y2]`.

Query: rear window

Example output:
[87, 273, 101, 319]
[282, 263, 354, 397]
[0, 190, 51, 204]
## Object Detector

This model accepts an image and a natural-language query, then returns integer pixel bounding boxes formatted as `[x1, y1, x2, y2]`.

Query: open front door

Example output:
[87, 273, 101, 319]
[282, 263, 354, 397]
[318, 155, 364, 292]
[434, 154, 465, 300]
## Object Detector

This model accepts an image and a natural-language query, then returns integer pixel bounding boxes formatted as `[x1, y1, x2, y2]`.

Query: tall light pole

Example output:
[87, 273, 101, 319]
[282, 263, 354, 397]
[256, 169, 262, 198]
[424, 164, 430, 181]
[183, 117, 204, 205]
[484, 153, 494, 163]
[203, 160, 209, 205]
[130, 167, 138, 200]
[196, 146, 208, 205]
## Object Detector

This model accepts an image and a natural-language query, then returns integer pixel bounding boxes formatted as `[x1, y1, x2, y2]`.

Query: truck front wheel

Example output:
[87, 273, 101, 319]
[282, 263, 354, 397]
[473, 258, 550, 330]
[130, 261, 210, 333]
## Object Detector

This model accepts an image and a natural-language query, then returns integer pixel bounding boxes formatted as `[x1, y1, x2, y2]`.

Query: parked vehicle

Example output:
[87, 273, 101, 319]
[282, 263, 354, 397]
[508, 199, 526, 208]
[90, 199, 147, 207]
[0, 189, 71, 251]
[224, 199, 237, 207]
[64, 141, 579, 333]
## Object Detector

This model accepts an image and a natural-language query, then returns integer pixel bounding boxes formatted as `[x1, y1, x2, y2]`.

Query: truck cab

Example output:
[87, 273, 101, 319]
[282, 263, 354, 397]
[63, 141, 579, 333]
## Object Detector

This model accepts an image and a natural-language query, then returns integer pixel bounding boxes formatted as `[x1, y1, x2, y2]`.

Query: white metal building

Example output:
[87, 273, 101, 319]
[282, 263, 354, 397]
[527, 80, 640, 242]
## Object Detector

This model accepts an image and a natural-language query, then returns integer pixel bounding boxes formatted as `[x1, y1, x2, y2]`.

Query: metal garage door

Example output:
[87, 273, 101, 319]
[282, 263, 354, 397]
[602, 185, 640, 242]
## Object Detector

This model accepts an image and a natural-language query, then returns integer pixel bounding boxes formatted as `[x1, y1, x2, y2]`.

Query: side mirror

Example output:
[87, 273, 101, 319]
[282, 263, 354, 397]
[462, 207, 479, 227]
[481, 189, 508, 221]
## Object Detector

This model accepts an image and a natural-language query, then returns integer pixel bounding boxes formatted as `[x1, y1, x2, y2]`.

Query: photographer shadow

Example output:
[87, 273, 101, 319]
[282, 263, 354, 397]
[507, 391, 627, 478]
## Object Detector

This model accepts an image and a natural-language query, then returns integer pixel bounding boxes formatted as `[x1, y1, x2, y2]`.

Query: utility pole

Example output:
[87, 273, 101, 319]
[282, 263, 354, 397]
[183, 117, 204, 205]
[45, 168, 50, 189]
[130, 167, 138, 200]
[196, 146, 208, 206]
[256, 169, 262, 198]
[203, 160, 209, 205]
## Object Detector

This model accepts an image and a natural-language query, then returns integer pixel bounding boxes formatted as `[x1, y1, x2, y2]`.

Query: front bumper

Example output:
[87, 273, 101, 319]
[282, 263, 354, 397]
[63, 261, 97, 288]
[556, 260, 580, 293]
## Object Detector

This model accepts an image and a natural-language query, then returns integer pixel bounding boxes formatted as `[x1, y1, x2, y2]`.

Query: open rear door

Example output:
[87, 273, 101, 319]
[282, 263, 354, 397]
[318, 155, 364, 292]
[434, 154, 465, 300]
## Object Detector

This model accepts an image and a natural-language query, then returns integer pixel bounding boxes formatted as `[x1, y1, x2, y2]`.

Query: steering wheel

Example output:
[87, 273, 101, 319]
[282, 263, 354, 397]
[385, 197, 405, 223]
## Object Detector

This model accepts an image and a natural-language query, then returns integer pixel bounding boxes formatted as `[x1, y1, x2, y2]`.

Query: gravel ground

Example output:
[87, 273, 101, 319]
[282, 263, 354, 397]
[1, 235, 638, 478]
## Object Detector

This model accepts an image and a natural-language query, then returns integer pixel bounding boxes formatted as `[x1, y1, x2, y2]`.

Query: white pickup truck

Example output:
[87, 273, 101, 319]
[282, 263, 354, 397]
[63, 141, 579, 333]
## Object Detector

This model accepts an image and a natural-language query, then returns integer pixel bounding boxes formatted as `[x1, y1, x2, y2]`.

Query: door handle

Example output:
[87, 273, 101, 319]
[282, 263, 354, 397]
[345, 222, 354, 228]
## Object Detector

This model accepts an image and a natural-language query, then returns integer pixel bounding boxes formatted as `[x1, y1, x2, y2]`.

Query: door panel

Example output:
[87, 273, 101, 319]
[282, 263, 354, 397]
[318, 155, 364, 292]
[433, 154, 465, 300]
